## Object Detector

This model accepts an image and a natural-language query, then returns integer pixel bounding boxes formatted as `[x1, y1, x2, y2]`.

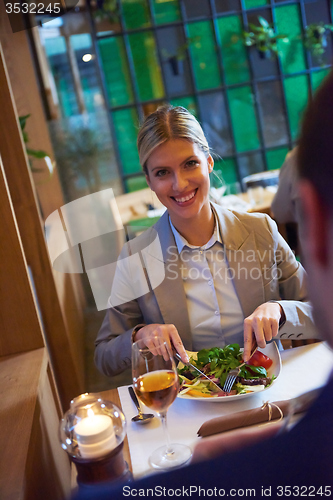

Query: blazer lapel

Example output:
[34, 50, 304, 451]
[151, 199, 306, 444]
[215, 205, 265, 319]
[145, 213, 193, 350]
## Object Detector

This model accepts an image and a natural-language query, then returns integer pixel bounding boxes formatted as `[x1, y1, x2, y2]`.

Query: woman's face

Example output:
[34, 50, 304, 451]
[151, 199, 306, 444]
[145, 138, 213, 226]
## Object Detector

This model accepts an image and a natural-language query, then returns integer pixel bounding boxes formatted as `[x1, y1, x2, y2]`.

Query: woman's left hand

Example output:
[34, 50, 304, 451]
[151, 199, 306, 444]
[243, 302, 284, 362]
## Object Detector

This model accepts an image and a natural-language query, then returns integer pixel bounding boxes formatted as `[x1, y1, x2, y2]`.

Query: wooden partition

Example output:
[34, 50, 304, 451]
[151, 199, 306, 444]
[0, 9, 91, 498]
[0, 41, 83, 408]
[0, 3, 87, 410]
[0, 155, 71, 499]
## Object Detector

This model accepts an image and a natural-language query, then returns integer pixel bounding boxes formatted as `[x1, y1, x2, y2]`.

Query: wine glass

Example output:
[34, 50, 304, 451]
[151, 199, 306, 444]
[132, 335, 192, 470]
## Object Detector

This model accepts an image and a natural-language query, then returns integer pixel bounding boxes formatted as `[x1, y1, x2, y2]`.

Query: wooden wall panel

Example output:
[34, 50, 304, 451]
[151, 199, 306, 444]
[0, 2, 89, 400]
[0, 348, 71, 500]
[0, 36, 83, 408]
[0, 156, 44, 354]
[0, 349, 46, 498]
[0, 11, 64, 221]
[24, 362, 71, 500]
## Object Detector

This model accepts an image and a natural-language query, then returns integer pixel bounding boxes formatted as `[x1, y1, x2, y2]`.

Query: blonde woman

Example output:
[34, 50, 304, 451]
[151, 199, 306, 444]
[95, 105, 317, 377]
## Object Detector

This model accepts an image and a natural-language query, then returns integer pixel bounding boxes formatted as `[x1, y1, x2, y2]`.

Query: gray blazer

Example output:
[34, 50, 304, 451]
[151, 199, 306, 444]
[95, 204, 318, 376]
[271, 147, 300, 224]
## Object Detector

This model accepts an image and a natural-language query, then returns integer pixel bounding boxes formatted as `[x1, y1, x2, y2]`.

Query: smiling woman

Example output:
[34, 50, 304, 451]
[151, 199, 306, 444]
[94, 105, 319, 378]
[145, 139, 214, 246]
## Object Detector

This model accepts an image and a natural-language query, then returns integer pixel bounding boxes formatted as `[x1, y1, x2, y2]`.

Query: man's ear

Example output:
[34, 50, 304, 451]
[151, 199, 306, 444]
[299, 180, 329, 267]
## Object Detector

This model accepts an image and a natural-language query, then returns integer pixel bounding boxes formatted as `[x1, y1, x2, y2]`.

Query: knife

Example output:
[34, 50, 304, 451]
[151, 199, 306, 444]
[175, 352, 222, 392]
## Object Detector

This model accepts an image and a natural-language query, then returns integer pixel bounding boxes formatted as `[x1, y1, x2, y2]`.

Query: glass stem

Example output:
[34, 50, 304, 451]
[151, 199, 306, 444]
[159, 411, 174, 455]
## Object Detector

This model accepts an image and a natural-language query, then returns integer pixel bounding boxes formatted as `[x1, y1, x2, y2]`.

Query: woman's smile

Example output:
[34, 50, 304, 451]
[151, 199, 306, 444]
[171, 188, 198, 205]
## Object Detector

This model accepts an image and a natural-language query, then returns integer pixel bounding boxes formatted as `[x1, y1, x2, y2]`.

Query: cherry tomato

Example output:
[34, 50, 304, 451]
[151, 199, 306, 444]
[248, 350, 273, 369]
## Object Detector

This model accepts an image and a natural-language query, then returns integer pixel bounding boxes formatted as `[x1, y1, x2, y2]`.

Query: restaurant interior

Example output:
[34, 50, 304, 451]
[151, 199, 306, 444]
[1, 0, 333, 497]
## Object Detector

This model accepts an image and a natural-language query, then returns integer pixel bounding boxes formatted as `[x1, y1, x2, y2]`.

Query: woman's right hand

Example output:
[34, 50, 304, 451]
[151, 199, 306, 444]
[134, 323, 189, 364]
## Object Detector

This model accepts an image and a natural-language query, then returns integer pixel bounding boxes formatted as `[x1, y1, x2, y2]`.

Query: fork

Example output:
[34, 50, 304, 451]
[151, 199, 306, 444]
[222, 347, 258, 393]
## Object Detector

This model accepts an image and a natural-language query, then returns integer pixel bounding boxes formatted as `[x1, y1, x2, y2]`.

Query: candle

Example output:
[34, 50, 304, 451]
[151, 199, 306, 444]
[74, 409, 117, 459]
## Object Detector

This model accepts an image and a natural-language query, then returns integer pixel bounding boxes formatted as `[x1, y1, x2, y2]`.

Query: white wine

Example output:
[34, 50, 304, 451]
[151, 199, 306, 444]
[134, 370, 179, 412]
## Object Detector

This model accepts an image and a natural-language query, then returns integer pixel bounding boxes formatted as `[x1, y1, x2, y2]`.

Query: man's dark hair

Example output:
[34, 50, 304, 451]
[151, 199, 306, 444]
[298, 70, 333, 210]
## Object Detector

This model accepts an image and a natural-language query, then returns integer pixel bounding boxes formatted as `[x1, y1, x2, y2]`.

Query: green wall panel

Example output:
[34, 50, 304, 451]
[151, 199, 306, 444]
[169, 96, 198, 117]
[122, 0, 151, 29]
[125, 175, 148, 192]
[151, 0, 180, 24]
[244, 0, 268, 8]
[128, 32, 165, 101]
[187, 21, 221, 90]
[275, 5, 306, 75]
[112, 108, 141, 175]
[216, 15, 250, 85]
[266, 147, 290, 171]
[311, 69, 331, 93]
[214, 158, 238, 185]
[284, 75, 309, 141]
[88, 0, 333, 193]
[98, 38, 134, 107]
[227, 86, 260, 152]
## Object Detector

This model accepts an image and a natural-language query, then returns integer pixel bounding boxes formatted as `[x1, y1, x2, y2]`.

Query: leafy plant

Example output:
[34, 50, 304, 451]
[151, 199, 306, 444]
[19, 114, 50, 172]
[91, 0, 119, 23]
[304, 23, 333, 63]
[52, 125, 102, 193]
[243, 16, 289, 58]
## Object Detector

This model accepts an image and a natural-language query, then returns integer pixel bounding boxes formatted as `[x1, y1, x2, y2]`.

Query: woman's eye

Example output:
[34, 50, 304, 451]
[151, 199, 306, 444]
[155, 169, 168, 177]
[186, 160, 198, 167]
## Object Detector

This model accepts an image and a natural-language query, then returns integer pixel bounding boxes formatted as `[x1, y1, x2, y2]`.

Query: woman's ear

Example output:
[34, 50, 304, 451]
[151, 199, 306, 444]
[145, 173, 153, 191]
[207, 154, 214, 174]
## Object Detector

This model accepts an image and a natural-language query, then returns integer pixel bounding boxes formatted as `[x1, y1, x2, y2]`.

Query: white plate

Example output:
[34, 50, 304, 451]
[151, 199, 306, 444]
[177, 341, 281, 402]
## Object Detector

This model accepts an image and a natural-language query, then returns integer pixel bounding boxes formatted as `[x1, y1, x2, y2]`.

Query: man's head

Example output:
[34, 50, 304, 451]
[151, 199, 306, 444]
[298, 70, 333, 347]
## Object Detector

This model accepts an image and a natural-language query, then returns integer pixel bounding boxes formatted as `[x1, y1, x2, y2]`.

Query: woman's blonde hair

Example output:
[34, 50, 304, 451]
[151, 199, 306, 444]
[137, 105, 210, 174]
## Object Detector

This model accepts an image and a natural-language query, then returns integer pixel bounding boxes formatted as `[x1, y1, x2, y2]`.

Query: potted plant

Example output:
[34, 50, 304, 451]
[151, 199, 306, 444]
[91, 0, 119, 24]
[243, 16, 289, 59]
[51, 124, 102, 195]
[304, 22, 333, 63]
[19, 114, 51, 173]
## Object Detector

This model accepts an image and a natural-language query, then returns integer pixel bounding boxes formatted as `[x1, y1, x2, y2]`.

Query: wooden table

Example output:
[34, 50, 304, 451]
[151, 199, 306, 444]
[102, 343, 333, 479]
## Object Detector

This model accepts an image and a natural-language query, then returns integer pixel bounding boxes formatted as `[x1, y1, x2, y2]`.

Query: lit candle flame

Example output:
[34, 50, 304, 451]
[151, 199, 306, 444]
[87, 408, 95, 419]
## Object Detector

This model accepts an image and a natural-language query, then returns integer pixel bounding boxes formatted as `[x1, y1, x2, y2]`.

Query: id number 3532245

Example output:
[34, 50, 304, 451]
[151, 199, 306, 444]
[276, 485, 331, 496]
[5, 2, 61, 14]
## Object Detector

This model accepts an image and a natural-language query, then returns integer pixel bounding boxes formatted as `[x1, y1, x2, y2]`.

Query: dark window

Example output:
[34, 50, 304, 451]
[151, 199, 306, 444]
[183, 0, 211, 19]
[238, 151, 265, 181]
[156, 26, 193, 97]
[214, 0, 241, 14]
[257, 80, 289, 147]
[199, 92, 234, 157]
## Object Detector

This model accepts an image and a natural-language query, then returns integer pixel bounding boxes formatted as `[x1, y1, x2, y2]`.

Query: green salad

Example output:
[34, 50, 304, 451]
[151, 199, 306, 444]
[177, 343, 274, 398]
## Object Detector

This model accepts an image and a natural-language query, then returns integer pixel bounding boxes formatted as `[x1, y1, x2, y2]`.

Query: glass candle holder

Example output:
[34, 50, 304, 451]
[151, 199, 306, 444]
[59, 393, 131, 488]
